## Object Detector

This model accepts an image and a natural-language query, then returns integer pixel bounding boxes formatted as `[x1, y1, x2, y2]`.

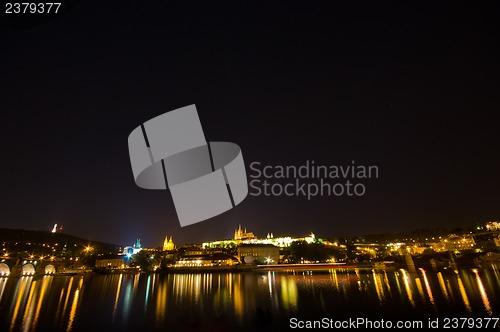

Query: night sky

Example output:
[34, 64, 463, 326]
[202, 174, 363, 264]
[1, 1, 499, 247]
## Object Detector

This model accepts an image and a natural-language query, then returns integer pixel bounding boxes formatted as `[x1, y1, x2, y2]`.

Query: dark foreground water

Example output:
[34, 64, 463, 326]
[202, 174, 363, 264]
[1, 267, 500, 331]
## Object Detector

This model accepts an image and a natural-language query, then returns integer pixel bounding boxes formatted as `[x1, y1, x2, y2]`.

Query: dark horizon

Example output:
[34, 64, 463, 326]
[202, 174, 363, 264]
[1, 1, 499, 247]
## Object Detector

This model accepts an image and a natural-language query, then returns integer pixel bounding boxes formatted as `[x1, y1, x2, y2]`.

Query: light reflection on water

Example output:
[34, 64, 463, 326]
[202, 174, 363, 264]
[0, 267, 499, 331]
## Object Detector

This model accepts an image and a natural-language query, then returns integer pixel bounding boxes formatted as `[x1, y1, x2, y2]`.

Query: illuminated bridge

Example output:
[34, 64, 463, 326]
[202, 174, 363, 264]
[0, 258, 73, 277]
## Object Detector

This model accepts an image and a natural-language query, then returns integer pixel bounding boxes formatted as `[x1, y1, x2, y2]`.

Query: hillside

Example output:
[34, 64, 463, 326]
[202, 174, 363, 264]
[0, 228, 121, 256]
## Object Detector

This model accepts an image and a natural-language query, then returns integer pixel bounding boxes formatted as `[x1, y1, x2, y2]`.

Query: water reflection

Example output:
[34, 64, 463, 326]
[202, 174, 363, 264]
[112, 274, 122, 320]
[437, 272, 450, 301]
[0, 268, 499, 331]
[280, 275, 298, 311]
[10, 276, 33, 331]
[27, 276, 53, 331]
[0, 278, 7, 303]
[419, 268, 435, 307]
[456, 270, 472, 313]
[67, 278, 83, 331]
[155, 274, 167, 325]
[400, 269, 415, 306]
[474, 269, 493, 316]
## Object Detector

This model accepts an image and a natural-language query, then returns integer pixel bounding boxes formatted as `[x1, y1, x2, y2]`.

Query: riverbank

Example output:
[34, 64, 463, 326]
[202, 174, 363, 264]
[157, 264, 256, 273]
[157, 262, 372, 274]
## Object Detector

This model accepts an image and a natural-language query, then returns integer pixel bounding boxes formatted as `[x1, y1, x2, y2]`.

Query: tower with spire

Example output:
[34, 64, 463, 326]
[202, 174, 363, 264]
[163, 236, 175, 251]
[234, 224, 255, 240]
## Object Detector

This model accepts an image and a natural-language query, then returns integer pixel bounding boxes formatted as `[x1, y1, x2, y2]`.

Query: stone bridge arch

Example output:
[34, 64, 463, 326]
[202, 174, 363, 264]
[2, 259, 77, 276]
[21, 263, 36, 276]
[0, 263, 9, 277]
[44, 264, 56, 274]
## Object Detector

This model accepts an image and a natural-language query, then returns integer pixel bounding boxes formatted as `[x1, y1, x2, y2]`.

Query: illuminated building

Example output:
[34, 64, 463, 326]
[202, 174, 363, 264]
[304, 233, 316, 244]
[163, 236, 175, 251]
[486, 221, 500, 231]
[183, 246, 206, 256]
[202, 239, 237, 248]
[202, 227, 317, 249]
[353, 243, 379, 259]
[174, 253, 239, 267]
[123, 239, 142, 257]
[200, 226, 325, 258]
[234, 225, 255, 240]
[429, 234, 475, 252]
[95, 258, 126, 269]
[237, 244, 279, 264]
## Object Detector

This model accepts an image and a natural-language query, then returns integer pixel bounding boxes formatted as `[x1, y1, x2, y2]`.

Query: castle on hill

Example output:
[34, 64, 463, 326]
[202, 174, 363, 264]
[234, 225, 255, 241]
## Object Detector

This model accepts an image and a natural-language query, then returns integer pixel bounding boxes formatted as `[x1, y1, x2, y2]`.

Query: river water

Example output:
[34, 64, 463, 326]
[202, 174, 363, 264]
[1, 267, 499, 331]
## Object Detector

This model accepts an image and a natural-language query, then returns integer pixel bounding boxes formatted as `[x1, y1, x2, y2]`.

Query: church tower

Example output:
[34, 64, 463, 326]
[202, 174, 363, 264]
[163, 236, 175, 251]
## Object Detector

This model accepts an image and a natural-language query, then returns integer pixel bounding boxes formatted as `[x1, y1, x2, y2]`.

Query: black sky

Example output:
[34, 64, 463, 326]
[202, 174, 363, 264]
[1, 1, 499, 247]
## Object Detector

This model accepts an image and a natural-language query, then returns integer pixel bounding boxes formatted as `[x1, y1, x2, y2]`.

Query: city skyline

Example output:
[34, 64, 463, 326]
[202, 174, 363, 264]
[1, 1, 499, 247]
[2, 218, 496, 250]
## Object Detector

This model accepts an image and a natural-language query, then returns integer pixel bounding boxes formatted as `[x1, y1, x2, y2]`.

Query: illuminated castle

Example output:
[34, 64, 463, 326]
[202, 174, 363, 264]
[163, 236, 175, 251]
[234, 225, 255, 241]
